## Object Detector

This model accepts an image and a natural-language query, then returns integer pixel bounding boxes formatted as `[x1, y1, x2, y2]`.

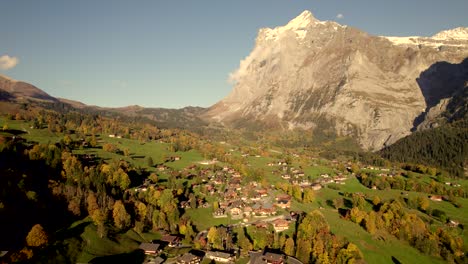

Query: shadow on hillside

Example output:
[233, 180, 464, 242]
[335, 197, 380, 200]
[89, 249, 146, 264]
[412, 57, 468, 130]
[2, 129, 27, 136]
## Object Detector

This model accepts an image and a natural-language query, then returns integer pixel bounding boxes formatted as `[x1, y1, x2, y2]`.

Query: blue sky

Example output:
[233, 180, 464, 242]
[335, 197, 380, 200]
[0, 0, 467, 108]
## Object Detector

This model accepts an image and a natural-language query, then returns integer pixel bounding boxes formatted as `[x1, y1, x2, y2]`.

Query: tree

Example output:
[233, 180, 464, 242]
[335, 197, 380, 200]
[292, 185, 302, 201]
[112, 200, 131, 230]
[207, 227, 220, 249]
[135, 201, 148, 222]
[372, 195, 381, 206]
[336, 243, 363, 264]
[284, 237, 295, 256]
[26, 224, 49, 247]
[417, 196, 430, 212]
[303, 188, 315, 203]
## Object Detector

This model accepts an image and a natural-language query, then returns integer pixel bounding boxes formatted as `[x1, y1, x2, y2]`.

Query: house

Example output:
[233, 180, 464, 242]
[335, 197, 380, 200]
[275, 195, 291, 209]
[230, 207, 243, 219]
[146, 256, 165, 264]
[249, 252, 286, 264]
[243, 206, 253, 216]
[448, 220, 460, 227]
[177, 253, 201, 264]
[263, 252, 285, 264]
[311, 183, 322, 191]
[256, 189, 268, 197]
[139, 242, 161, 255]
[205, 251, 235, 263]
[213, 208, 227, 218]
[272, 219, 289, 232]
[161, 235, 181, 247]
[429, 195, 443, 202]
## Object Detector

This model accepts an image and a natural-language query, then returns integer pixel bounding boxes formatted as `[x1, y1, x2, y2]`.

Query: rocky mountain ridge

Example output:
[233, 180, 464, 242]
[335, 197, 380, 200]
[204, 10, 468, 150]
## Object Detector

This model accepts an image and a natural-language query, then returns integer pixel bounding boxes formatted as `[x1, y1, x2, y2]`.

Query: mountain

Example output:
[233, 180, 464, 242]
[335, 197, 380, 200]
[0, 74, 207, 130]
[203, 10, 468, 150]
[0, 74, 57, 102]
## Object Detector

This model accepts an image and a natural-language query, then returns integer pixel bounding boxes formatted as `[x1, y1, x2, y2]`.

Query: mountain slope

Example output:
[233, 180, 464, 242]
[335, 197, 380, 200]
[204, 10, 468, 150]
[0, 74, 56, 102]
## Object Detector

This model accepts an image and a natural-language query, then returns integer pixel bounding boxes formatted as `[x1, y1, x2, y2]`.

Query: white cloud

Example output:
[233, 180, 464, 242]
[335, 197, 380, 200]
[0, 55, 19, 70]
[336, 13, 344, 19]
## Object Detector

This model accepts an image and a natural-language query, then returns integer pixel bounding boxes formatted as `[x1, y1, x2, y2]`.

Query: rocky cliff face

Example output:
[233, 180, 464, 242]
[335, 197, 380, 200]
[204, 10, 468, 150]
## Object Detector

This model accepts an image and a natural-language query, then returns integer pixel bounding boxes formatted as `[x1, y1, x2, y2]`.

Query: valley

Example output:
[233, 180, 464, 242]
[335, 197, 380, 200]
[0, 107, 466, 263]
[0, 4, 467, 264]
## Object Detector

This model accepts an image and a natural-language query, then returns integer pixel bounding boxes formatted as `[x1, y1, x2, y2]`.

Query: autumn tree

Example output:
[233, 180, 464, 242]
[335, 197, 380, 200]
[303, 188, 315, 203]
[113, 200, 131, 230]
[26, 224, 48, 247]
[284, 237, 295, 256]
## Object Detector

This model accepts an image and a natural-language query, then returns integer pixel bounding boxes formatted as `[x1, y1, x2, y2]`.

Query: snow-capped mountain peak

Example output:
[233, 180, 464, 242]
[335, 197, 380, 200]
[261, 10, 320, 41]
[432, 27, 468, 40]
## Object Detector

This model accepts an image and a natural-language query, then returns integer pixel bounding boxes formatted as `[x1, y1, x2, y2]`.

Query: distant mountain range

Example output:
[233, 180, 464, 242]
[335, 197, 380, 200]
[203, 10, 468, 150]
[0, 10, 467, 151]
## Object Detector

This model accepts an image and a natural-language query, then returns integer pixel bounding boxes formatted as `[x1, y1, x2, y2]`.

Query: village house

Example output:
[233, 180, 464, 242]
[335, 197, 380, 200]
[177, 253, 201, 264]
[429, 195, 443, 202]
[249, 251, 286, 264]
[205, 251, 235, 263]
[139, 242, 161, 255]
[243, 206, 253, 217]
[230, 207, 243, 219]
[311, 183, 322, 191]
[272, 219, 290, 232]
[263, 252, 285, 264]
[275, 195, 291, 209]
[161, 235, 182, 247]
[213, 208, 227, 218]
[256, 189, 268, 197]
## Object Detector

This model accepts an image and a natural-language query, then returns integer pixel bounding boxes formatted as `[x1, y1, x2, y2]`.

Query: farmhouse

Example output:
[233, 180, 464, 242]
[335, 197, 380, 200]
[272, 219, 290, 232]
[139, 242, 161, 255]
[205, 251, 235, 263]
[177, 253, 201, 264]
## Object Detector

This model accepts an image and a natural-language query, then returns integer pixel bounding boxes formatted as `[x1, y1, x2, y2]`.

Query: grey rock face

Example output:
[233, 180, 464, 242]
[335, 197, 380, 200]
[204, 11, 468, 150]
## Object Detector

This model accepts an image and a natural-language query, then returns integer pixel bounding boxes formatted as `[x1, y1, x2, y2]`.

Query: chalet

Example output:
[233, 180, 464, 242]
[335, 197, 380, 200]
[213, 208, 227, 218]
[139, 242, 161, 255]
[272, 219, 289, 232]
[256, 189, 268, 197]
[448, 220, 460, 227]
[243, 206, 253, 216]
[254, 207, 276, 217]
[299, 179, 311, 187]
[311, 183, 322, 191]
[177, 253, 201, 264]
[429, 195, 443, 202]
[230, 207, 243, 219]
[296, 171, 305, 177]
[275, 195, 291, 209]
[174, 156, 181, 161]
[161, 235, 181, 247]
[205, 251, 235, 263]
[157, 165, 168, 171]
[281, 174, 291, 179]
[263, 252, 285, 264]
